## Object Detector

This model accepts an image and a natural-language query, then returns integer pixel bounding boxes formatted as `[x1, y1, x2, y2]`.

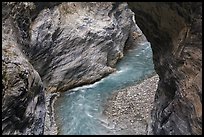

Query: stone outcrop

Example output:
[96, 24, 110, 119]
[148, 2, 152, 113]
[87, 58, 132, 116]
[128, 2, 202, 135]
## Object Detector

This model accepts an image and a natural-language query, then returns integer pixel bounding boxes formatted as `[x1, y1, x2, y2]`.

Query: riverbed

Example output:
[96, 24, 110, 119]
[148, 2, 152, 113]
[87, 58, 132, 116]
[54, 42, 155, 135]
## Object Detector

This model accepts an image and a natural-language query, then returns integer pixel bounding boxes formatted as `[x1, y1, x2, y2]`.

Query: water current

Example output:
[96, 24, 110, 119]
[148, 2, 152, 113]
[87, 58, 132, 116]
[54, 42, 155, 135]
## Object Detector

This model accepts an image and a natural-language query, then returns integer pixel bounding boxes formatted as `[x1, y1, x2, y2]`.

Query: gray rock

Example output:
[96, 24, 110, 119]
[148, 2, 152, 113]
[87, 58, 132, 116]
[28, 2, 146, 93]
[2, 2, 147, 135]
[3, 2, 202, 135]
[2, 16, 46, 135]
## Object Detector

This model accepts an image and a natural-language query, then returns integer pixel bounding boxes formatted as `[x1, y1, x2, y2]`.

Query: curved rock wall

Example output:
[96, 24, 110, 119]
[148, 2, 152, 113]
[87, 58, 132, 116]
[128, 2, 202, 135]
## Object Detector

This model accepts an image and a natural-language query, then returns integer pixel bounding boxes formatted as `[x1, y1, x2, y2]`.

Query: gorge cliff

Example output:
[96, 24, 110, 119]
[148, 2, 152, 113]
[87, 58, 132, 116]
[2, 2, 202, 135]
[2, 2, 145, 135]
[128, 2, 202, 135]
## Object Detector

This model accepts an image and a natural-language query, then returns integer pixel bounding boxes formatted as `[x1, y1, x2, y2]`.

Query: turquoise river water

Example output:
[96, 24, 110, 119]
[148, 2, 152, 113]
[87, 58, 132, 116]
[54, 42, 155, 135]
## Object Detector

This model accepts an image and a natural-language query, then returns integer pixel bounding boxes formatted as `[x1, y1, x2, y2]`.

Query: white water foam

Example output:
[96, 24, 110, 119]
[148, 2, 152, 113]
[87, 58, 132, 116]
[55, 41, 155, 135]
[70, 78, 106, 92]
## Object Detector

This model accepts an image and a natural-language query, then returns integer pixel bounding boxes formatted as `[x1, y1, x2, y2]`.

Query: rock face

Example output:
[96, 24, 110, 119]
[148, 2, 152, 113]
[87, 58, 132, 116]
[128, 2, 202, 135]
[2, 6, 46, 135]
[3, 2, 201, 135]
[27, 2, 146, 93]
[2, 2, 146, 135]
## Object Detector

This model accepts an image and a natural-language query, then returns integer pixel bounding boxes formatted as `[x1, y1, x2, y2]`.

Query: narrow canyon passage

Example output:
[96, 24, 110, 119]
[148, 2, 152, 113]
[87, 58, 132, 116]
[3, 2, 201, 135]
[54, 42, 157, 135]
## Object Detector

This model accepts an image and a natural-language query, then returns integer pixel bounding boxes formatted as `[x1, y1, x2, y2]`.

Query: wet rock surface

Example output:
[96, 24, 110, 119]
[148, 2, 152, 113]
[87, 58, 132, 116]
[103, 75, 159, 135]
[128, 2, 202, 135]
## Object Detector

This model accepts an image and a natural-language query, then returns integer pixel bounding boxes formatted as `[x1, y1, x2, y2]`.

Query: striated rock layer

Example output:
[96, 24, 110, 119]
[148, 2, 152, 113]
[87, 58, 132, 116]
[2, 2, 146, 135]
[128, 2, 202, 135]
[27, 2, 146, 93]
[2, 5, 46, 135]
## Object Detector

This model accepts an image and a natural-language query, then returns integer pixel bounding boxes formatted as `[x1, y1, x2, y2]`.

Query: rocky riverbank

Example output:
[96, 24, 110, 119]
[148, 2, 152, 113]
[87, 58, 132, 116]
[103, 74, 159, 135]
[43, 92, 60, 135]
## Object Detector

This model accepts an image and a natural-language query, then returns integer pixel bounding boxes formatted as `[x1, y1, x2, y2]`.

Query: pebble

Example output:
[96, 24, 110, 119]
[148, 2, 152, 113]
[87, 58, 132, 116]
[103, 74, 159, 135]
